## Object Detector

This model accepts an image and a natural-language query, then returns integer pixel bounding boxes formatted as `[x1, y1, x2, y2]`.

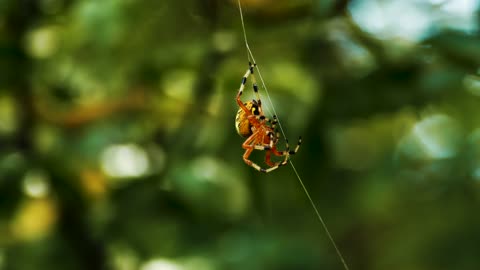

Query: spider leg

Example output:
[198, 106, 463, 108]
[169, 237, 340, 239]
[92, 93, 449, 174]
[248, 115, 275, 127]
[262, 132, 288, 168]
[242, 148, 260, 171]
[275, 129, 280, 144]
[269, 138, 290, 166]
[270, 115, 278, 128]
[236, 63, 254, 113]
[253, 130, 274, 150]
[242, 130, 283, 173]
[249, 62, 262, 107]
[248, 115, 267, 122]
[271, 136, 302, 156]
[265, 150, 274, 166]
[252, 114, 278, 130]
[271, 138, 290, 156]
[246, 62, 269, 118]
[265, 145, 288, 168]
[267, 116, 300, 156]
[243, 145, 273, 173]
[288, 136, 302, 155]
[264, 149, 288, 171]
[242, 130, 259, 149]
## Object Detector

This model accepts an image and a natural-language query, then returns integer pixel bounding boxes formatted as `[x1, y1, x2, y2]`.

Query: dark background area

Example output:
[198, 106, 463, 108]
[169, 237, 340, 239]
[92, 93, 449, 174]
[1, 0, 480, 269]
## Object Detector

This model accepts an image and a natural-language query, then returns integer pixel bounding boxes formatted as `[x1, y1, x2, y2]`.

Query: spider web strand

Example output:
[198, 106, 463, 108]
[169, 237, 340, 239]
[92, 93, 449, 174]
[289, 161, 350, 270]
[236, 2, 350, 270]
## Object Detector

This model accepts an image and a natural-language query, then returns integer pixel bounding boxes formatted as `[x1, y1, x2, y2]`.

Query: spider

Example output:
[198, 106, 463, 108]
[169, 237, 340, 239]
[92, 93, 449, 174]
[235, 62, 301, 173]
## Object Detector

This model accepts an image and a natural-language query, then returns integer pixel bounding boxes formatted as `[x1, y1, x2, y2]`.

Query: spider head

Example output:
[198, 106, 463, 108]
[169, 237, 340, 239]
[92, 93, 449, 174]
[248, 99, 261, 115]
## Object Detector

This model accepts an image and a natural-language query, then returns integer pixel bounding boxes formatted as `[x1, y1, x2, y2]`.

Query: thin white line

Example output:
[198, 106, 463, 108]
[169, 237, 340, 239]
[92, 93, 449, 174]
[236, 0, 274, 118]
[289, 161, 350, 270]
[236, 1, 350, 270]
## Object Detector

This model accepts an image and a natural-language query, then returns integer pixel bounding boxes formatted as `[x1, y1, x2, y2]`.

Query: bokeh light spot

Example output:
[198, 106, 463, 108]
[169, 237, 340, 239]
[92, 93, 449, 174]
[10, 199, 57, 241]
[170, 156, 249, 220]
[109, 245, 139, 270]
[0, 95, 18, 135]
[101, 144, 150, 179]
[161, 70, 195, 102]
[348, 0, 433, 42]
[472, 167, 480, 181]
[25, 26, 59, 59]
[213, 30, 236, 53]
[348, 0, 478, 43]
[464, 74, 480, 96]
[399, 114, 463, 160]
[22, 169, 50, 198]
[412, 114, 461, 159]
[140, 258, 183, 270]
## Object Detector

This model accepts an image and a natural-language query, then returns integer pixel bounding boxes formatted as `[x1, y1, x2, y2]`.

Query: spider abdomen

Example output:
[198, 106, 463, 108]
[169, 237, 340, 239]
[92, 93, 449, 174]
[235, 107, 252, 137]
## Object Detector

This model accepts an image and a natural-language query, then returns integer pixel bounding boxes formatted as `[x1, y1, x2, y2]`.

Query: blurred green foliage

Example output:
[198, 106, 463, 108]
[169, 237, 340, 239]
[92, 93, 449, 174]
[1, 0, 480, 269]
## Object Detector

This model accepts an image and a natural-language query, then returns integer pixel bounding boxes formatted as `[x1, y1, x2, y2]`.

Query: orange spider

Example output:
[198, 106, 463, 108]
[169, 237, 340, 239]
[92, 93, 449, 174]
[235, 62, 301, 173]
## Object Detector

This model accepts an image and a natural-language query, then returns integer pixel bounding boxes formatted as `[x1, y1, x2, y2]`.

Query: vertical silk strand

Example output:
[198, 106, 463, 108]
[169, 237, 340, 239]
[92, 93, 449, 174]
[236, 2, 350, 270]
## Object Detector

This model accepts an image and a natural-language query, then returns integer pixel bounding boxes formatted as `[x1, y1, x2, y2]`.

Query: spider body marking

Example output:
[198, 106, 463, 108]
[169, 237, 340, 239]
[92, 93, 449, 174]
[235, 62, 301, 173]
[235, 100, 260, 137]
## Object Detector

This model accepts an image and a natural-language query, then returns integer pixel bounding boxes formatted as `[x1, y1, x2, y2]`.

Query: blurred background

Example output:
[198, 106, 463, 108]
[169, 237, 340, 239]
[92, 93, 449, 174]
[1, 0, 480, 269]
